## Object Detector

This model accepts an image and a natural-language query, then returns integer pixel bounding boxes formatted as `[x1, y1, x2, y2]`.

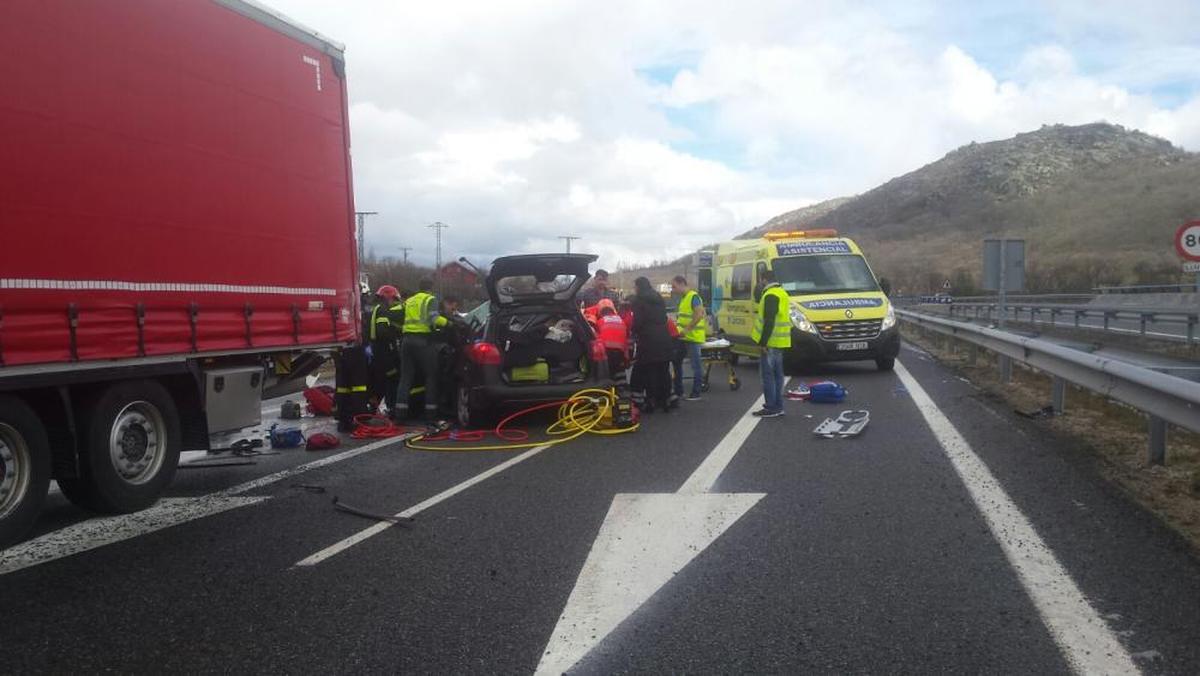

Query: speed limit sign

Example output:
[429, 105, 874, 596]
[1178, 221, 1200, 261]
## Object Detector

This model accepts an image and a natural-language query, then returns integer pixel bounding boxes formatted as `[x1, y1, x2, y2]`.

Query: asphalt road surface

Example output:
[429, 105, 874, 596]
[4, 345, 1200, 674]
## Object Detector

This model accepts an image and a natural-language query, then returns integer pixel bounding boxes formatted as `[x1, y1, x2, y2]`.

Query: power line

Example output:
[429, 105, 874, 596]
[558, 235, 581, 253]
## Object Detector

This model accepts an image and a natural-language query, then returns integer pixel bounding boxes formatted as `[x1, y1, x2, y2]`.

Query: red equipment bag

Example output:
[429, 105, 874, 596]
[303, 386, 337, 417]
[305, 432, 341, 451]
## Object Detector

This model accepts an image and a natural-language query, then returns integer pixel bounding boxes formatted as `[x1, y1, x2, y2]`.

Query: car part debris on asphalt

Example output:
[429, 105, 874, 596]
[813, 410, 870, 438]
[332, 497, 413, 526]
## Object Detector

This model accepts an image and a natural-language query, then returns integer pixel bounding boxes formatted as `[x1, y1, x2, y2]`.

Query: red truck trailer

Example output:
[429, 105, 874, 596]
[0, 0, 359, 546]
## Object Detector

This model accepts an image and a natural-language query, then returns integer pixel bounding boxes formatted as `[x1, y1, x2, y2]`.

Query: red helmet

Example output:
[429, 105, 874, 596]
[376, 285, 400, 302]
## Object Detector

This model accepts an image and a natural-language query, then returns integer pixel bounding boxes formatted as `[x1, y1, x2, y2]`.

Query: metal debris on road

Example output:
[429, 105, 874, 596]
[813, 410, 871, 438]
[291, 483, 327, 493]
[332, 497, 414, 527]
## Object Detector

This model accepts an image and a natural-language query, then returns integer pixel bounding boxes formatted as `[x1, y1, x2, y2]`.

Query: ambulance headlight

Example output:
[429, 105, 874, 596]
[790, 306, 817, 334]
[881, 304, 897, 330]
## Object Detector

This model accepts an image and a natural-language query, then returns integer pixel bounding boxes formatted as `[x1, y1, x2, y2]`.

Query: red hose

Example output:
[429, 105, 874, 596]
[350, 414, 405, 439]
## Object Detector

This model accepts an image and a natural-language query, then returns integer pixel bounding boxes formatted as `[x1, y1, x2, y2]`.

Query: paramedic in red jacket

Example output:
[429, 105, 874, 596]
[595, 299, 628, 377]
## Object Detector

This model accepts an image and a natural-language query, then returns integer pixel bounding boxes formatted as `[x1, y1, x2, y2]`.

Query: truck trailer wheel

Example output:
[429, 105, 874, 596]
[0, 395, 52, 548]
[59, 380, 181, 514]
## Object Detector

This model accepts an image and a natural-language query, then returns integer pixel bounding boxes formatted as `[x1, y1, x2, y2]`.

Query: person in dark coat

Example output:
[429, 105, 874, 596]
[630, 277, 674, 413]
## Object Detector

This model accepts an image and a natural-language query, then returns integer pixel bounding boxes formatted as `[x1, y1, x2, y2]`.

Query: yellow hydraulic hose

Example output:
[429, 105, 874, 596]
[405, 387, 639, 452]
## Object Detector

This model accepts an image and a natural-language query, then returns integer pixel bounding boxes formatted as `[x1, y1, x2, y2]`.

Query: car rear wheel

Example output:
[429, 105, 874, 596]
[0, 395, 51, 549]
[59, 380, 181, 513]
[456, 385, 493, 430]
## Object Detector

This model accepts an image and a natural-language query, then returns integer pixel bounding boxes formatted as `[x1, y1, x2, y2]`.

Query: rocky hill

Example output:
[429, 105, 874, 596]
[803, 123, 1200, 293]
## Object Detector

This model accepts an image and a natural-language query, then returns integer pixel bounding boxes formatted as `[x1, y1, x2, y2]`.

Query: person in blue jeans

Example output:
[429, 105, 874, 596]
[752, 269, 791, 417]
[670, 275, 707, 401]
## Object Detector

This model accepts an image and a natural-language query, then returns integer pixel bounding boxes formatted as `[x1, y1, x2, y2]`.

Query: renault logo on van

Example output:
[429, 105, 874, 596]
[845, 309, 854, 318]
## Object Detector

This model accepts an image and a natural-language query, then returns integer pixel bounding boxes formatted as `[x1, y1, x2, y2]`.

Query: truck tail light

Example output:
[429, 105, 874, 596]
[590, 339, 608, 363]
[467, 341, 502, 366]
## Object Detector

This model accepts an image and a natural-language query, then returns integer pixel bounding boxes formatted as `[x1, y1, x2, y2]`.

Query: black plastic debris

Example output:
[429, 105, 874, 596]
[331, 496, 413, 527]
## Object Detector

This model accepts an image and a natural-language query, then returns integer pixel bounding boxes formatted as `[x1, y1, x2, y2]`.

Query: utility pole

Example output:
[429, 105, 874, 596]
[428, 221, 449, 292]
[397, 247, 412, 265]
[354, 211, 377, 262]
[559, 235, 581, 253]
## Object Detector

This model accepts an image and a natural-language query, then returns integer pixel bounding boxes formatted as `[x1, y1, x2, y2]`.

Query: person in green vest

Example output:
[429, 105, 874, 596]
[394, 278, 449, 422]
[670, 275, 707, 401]
[751, 268, 791, 418]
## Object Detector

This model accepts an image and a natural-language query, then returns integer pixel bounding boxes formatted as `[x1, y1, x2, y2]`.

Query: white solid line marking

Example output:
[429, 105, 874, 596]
[6, 435, 410, 575]
[0, 496, 265, 576]
[894, 360, 1139, 675]
[677, 395, 765, 494]
[221, 434, 413, 496]
[536, 394, 770, 673]
[294, 444, 553, 567]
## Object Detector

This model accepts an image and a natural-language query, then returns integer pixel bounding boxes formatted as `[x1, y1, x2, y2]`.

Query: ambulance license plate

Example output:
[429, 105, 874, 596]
[836, 341, 869, 351]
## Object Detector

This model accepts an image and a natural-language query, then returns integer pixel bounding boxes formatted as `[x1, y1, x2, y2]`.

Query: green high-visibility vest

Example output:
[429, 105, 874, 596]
[402, 292, 436, 334]
[752, 284, 792, 349]
[676, 289, 706, 344]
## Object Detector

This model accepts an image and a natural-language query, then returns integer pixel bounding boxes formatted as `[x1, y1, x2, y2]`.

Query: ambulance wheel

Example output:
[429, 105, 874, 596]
[876, 357, 896, 372]
[0, 395, 51, 549]
[456, 386, 493, 430]
[58, 380, 181, 514]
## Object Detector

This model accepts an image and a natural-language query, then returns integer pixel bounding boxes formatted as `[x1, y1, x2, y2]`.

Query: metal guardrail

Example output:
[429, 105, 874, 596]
[1095, 283, 1199, 294]
[898, 309, 1200, 464]
[943, 301, 1199, 344]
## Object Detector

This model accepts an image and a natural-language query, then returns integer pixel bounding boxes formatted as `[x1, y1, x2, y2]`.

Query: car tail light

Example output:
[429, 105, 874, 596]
[467, 341, 502, 365]
[590, 339, 607, 362]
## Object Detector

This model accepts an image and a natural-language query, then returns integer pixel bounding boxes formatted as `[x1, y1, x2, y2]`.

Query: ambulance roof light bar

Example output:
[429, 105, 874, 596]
[763, 229, 839, 240]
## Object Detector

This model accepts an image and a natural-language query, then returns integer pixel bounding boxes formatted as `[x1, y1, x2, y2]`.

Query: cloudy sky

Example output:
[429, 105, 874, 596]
[270, 0, 1200, 270]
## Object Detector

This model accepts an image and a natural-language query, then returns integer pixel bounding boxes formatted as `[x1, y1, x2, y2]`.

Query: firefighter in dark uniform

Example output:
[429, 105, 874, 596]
[368, 285, 405, 413]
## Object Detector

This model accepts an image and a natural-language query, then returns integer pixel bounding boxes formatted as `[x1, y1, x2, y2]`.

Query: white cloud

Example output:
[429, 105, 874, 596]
[267, 0, 1200, 270]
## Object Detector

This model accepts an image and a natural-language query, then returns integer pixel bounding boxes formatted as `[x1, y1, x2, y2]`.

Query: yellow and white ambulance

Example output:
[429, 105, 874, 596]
[703, 230, 899, 370]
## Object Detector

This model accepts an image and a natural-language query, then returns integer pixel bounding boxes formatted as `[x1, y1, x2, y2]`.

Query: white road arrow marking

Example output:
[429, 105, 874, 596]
[536, 396, 768, 675]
